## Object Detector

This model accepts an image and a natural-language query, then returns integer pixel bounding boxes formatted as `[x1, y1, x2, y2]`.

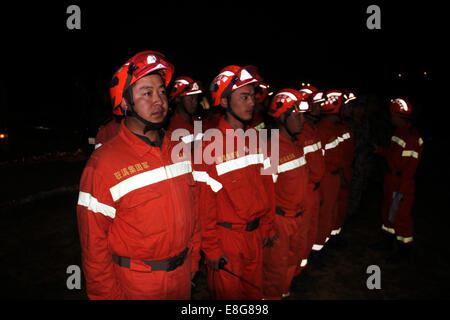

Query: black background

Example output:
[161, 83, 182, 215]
[0, 1, 444, 136]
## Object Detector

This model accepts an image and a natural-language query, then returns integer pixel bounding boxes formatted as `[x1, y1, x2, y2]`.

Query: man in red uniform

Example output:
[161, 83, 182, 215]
[313, 90, 346, 261]
[262, 88, 310, 299]
[295, 86, 326, 271]
[77, 51, 201, 300]
[244, 65, 273, 131]
[94, 115, 122, 150]
[194, 65, 275, 299]
[168, 76, 203, 135]
[372, 97, 424, 261]
[329, 90, 356, 248]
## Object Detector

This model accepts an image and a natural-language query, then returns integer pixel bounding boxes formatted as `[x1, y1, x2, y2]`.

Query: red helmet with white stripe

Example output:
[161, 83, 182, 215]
[343, 90, 357, 105]
[169, 76, 203, 101]
[244, 65, 272, 103]
[321, 90, 344, 114]
[209, 65, 259, 106]
[299, 85, 327, 104]
[268, 88, 310, 118]
[110, 50, 174, 115]
[390, 97, 412, 118]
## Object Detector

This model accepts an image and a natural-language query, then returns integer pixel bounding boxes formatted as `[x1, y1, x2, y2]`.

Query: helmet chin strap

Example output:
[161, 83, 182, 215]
[226, 96, 252, 129]
[280, 112, 299, 140]
[124, 86, 168, 135]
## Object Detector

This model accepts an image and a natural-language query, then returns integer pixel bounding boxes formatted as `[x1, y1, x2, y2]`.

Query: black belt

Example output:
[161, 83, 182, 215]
[276, 206, 303, 218]
[386, 168, 402, 176]
[331, 169, 340, 175]
[217, 217, 260, 232]
[112, 247, 188, 272]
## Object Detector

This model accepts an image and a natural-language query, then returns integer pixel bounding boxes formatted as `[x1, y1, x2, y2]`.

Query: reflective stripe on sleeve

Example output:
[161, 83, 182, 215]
[381, 224, 395, 234]
[396, 235, 413, 244]
[192, 170, 223, 192]
[181, 133, 204, 144]
[303, 142, 321, 155]
[216, 153, 264, 176]
[78, 191, 116, 218]
[418, 137, 424, 146]
[324, 138, 340, 150]
[277, 155, 306, 174]
[109, 161, 192, 201]
[312, 244, 323, 251]
[391, 136, 406, 148]
[342, 132, 351, 140]
[254, 122, 266, 131]
[402, 150, 419, 159]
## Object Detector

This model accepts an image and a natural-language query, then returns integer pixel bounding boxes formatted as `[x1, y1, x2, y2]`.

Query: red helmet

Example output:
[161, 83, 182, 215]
[169, 76, 203, 101]
[299, 85, 327, 104]
[209, 65, 259, 106]
[390, 97, 412, 118]
[110, 50, 174, 116]
[321, 90, 344, 114]
[343, 90, 357, 104]
[268, 88, 310, 118]
[244, 65, 271, 103]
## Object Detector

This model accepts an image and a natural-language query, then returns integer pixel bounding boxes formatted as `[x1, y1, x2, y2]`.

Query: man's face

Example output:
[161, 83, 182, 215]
[128, 74, 168, 123]
[226, 84, 256, 121]
[284, 110, 306, 135]
[182, 94, 199, 115]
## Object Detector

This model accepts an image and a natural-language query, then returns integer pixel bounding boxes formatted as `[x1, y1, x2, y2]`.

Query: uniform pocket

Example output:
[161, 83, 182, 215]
[119, 187, 168, 237]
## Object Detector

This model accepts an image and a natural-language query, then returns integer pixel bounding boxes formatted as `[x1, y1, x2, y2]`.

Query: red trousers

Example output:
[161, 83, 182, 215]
[294, 183, 319, 276]
[381, 174, 414, 244]
[263, 214, 305, 299]
[207, 226, 263, 300]
[333, 167, 353, 235]
[314, 172, 340, 250]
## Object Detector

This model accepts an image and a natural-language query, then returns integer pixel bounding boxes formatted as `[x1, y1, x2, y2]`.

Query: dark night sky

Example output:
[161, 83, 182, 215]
[0, 1, 445, 134]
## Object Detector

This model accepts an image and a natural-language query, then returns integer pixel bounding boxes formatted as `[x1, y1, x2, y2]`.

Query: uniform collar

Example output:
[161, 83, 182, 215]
[118, 120, 168, 157]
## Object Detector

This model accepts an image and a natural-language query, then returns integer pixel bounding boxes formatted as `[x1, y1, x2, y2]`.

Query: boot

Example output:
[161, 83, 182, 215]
[369, 232, 395, 251]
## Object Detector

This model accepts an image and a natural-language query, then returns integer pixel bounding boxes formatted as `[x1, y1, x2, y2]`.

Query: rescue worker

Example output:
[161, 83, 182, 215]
[77, 51, 201, 300]
[371, 97, 424, 261]
[295, 85, 326, 271]
[328, 90, 355, 248]
[262, 88, 310, 299]
[312, 90, 346, 263]
[194, 65, 275, 299]
[244, 65, 273, 131]
[168, 76, 204, 144]
[94, 115, 122, 150]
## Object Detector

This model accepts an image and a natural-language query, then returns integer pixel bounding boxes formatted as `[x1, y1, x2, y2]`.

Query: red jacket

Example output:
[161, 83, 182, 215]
[273, 134, 308, 216]
[95, 118, 121, 149]
[194, 116, 275, 261]
[297, 122, 325, 185]
[317, 118, 345, 174]
[77, 121, 201, 299]
[377, 123, 424, 193]
[168, 111, 194, 133]
[336, 122, 354, 170]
